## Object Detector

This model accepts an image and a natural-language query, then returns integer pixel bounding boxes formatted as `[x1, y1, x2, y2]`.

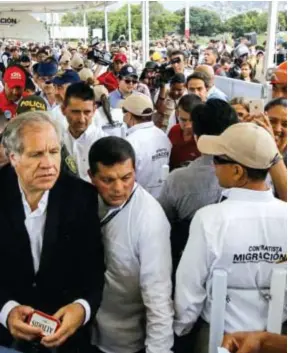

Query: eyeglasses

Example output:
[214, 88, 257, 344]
[124, 79, 138, 85]
[213, 155, 238, 165]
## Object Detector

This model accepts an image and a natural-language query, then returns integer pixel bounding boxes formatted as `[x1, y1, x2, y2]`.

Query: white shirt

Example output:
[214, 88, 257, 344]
[50, 105, 68, 135]
[94, 107, 127, 138]
[0, 184, 91, 328]
[174, 188, 287, 335]
[93, 184, 174, 353]
[63, 123, 106, 182]
[126, 122, 172, 198]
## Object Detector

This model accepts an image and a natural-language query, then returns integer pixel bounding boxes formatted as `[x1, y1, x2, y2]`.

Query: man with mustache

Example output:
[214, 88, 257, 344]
[0, 66, 26, 119]
[0, 111, 105, 353]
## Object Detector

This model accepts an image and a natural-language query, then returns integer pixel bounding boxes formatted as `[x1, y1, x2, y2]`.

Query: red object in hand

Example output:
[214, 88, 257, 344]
[27, 310, 60, 337]
[97, 71, 119, 92]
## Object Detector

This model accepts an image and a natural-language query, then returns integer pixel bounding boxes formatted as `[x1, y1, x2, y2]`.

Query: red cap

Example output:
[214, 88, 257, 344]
[4, 66, 26, 89]
[270, 61, 287, 85]
[113, 53, 127, 63]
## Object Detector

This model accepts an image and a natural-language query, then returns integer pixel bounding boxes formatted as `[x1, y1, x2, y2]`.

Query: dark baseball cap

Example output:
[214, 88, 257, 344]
[16, 95, 47, 115]
[37, 61, 58, 77]
[118, 64, 138, 79]
[52, 69, 81, 85]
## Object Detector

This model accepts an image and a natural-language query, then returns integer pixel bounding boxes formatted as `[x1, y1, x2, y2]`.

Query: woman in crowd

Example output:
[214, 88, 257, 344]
[240, 62, 260, 83]
[168, 94, 202, 170]
[230, 97, 250, 122]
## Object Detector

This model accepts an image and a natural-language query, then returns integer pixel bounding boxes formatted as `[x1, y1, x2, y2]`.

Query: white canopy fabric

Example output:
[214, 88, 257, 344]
[0, 12, 49, 42]
[0, 1, 107, 13]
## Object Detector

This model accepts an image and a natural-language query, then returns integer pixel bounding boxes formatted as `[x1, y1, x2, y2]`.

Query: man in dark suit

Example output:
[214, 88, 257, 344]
[0, 111, 105, 353]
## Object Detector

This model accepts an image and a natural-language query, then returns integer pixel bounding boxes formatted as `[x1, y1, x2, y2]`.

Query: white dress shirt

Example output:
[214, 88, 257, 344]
[174, 188, 287, 335]
[50, 105, 68, 135]
[0, 184, 91, 328]
[126, 122, 172, 198]
[93, 184, 174, 353]
[63, 123, 106, 182]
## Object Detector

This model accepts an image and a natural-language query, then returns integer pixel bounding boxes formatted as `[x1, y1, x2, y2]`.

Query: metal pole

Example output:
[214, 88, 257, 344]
[264, 1, 278, 73]
[141, 0, 146, 65]
[144, 0, 149, 63]
[83, 8, 87, 45]
[51, 13, 55, 47]
[104, 2, 109, 51]
[185, 1, 190, 39]
[128, 2, 132, 63]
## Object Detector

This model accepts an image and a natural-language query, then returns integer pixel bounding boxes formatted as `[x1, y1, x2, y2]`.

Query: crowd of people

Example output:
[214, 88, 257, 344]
[0, 35, 287, 353]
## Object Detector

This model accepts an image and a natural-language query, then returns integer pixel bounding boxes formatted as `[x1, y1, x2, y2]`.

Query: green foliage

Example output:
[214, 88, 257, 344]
[60, 3, 287, 41]
[176, 7, 223, 37]
[225, 10, 287, 38]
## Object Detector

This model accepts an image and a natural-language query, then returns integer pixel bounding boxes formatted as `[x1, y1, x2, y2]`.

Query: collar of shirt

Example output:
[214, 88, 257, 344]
[18, 181, 49, 217]
[68, 122, 95, 143]
[221, 187, 274, 203]
[99, 183, 137, 222]
[40, 92, 57, 110]
[126, 121, 154, 137]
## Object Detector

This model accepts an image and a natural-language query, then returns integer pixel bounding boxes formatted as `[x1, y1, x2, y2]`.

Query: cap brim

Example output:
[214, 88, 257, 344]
[197, 135, 228, 156]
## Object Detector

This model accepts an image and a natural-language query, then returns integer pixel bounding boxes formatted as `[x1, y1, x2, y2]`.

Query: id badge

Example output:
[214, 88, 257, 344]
[27, 310, 60, 336]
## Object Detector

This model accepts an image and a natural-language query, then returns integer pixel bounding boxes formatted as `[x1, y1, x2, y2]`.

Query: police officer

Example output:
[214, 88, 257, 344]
[123, 94, 171, 198]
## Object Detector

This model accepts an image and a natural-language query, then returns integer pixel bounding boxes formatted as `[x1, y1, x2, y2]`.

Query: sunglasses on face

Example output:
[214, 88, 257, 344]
[124, 79, 138, 85]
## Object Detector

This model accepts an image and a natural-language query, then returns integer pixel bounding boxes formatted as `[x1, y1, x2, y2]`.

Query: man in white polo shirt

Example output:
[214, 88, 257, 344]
[174, 123, 287, 353]
[61, 82, 106, 182]
[123, 94, 171, 198]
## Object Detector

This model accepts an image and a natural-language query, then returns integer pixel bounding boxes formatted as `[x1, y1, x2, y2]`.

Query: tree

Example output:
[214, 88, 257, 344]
[176, 7, 223, 37]
[278, 11, 287, 32]
[60, 2, 181, 41]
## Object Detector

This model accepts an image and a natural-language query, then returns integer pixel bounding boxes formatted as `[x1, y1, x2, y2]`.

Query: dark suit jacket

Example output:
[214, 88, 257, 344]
[0, 165, 105, 352]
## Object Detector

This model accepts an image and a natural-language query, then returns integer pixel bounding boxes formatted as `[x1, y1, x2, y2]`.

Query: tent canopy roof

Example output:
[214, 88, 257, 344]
[0, 1, 113, 13]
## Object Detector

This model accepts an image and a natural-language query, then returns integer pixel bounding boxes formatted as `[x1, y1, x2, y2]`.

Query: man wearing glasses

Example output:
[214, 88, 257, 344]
[109, 64, 140, 109]
[36, 60, 58, 111]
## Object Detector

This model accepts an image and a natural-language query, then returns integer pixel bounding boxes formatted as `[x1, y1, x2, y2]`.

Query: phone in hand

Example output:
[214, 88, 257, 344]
[249, 99, 265, 116]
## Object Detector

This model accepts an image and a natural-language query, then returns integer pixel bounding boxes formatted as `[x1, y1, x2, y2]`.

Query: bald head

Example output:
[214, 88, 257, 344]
[195, 65, 214, 87]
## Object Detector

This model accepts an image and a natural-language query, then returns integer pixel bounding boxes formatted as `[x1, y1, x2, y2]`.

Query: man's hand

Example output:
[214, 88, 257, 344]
[41, 303, 85, 348]
[222, 332, 264, 353]
[7, 305, 43, 341]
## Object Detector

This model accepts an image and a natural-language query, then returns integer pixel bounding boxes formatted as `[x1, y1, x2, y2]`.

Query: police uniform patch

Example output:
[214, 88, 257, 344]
[4, 110, 12, 120]
[65, 155, 78, 175]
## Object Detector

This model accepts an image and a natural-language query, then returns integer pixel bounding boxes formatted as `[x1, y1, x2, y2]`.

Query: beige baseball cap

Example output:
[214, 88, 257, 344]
[122, 94, 154, 116]
[197, 122, 279, 169]
[59, 53, 71, 64]
[70, 54, 84, 70]
[78, 68, 94, 82]
[93, 85, 109, 102]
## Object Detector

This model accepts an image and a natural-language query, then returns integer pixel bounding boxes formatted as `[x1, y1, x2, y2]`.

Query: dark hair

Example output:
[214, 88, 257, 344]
[89, 136, 135, 175]
[37, 49, 48, 57]
[64, 82, 95, 106]
[20, 55, 31, 63]
[265, 97, 287, 112]
[220, 57, 231, 65]
[178, 94, 202, 115]
[230, 97, 250, 112]
[25, 78, 36, 92]
[240, 62, 255, 79]
[192, 99, 239, 137]
[245, 167, 269, 181]
[205, 47, 219, 59]
[169, 50, 186, 60]
[170, 73, 186, 85]
[187, 72, 210, 89]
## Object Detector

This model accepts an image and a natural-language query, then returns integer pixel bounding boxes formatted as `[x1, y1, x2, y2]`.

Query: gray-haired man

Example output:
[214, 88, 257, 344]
[0, 112, 105, 353]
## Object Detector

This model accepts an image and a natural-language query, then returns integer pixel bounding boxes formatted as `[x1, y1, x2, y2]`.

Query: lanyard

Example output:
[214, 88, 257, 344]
[100, 187, 137, 227]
